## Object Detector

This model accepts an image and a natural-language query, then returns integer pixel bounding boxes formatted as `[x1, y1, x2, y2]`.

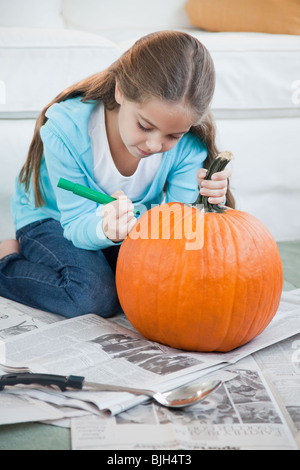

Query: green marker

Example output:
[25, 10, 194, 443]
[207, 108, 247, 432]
[57, 178, 140, 215]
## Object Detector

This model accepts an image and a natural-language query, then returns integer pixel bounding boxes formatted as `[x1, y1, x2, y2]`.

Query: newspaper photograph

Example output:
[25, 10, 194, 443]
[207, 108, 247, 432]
[0, 295, 63, 342]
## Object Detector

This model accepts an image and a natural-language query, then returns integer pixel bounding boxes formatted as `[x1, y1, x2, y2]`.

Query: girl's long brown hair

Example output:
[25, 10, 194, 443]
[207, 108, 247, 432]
[19, 30, 235, 208]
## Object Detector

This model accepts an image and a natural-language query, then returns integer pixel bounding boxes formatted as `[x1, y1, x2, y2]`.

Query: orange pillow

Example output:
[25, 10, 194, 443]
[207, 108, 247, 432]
[185, 0, 300, 35]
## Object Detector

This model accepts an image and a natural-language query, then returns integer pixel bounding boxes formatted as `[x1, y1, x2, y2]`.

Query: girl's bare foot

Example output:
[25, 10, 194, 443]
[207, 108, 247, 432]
[0, 239, 20, 260]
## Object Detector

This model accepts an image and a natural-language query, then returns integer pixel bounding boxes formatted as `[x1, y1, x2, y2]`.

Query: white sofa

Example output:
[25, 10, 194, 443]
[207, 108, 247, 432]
[1, 0, 300, 242]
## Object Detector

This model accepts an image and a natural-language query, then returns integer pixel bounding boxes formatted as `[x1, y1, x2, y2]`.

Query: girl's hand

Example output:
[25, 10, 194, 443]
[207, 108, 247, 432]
[197, 167, 231, 205]
[102, 190, 137, 242]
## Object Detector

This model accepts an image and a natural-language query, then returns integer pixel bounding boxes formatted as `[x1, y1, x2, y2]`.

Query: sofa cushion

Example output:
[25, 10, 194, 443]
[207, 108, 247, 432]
[0, 0, 65, 29]
[62, 0, 191, 32]
[185, 0, 300, 35]
[116, 30, 300, 119]
[0, 27, 121, 118]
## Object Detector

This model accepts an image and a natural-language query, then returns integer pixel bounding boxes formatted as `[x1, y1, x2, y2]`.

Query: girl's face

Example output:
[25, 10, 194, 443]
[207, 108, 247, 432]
[115, 83, 195, 160]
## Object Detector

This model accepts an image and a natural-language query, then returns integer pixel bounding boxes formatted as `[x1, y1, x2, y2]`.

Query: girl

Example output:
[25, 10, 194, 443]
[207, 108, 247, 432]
[0, 31, 234, 318]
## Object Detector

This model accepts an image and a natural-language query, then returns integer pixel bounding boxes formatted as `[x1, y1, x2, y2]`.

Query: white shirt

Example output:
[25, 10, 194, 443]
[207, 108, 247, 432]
[88, 102, 162, 202]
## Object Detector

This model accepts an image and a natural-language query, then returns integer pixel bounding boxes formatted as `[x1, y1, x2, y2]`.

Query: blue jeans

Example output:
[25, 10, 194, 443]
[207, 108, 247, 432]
[0, 219, 122, 318]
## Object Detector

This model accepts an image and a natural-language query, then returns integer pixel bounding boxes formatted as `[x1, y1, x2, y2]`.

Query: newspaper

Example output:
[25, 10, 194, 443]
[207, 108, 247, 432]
[0, 392, 66, 426]
[0, 295, 63, 344]
[0, 311, 231, 419]
[71, 356, 299, 450]
[1, 289, 300, 430]
[71, 291, 300, 450]
[253, 332, 300, 449]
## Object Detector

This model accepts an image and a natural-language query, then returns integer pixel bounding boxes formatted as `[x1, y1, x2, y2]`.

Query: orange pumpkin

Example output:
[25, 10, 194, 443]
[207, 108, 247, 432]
[116, 152, 283, 352]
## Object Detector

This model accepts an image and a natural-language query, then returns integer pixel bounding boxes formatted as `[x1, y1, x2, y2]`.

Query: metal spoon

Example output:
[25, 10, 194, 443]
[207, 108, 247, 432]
[0, 373, 222, 408]
[85, 378, 222, 408]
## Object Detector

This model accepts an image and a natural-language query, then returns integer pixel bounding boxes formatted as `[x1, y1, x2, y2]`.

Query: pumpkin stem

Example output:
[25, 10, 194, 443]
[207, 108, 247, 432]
[192, 151, 233, 213]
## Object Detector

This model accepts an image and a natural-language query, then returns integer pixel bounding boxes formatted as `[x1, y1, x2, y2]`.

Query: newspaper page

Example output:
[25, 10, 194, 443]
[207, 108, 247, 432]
[0, 313, 227, 420]
[1, 289, 300, 424]
[254, 332, 300, 448]
[0, 392, 66, 426]
[0, 294, 67, 426]
[0, 296, 63, 339]
[71, 356, 298, 450]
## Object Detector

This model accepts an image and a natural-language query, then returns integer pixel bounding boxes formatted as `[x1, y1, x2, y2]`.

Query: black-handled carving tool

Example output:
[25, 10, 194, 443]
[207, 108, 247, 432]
[0, 372, 221, 408]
